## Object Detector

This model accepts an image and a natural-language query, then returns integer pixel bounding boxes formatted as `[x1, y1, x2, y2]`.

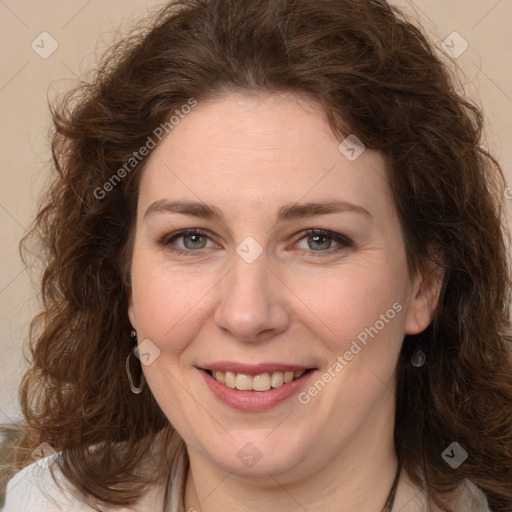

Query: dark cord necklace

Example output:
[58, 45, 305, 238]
[381, 463, 402, 512]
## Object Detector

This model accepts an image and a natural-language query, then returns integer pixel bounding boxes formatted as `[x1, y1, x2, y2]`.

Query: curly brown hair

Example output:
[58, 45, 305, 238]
[14, 0, 512, 510]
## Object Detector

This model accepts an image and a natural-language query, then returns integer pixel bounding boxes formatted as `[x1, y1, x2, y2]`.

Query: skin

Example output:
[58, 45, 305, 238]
[127, 92, 441, 511]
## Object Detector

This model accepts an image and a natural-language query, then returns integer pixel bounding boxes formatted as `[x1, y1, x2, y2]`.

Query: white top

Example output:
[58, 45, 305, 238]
[3, 455, 493, 511]
[3, 455, 164, 512]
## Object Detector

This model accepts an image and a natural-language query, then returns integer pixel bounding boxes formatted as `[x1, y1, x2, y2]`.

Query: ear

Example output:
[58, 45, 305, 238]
[404, 258, 444, 335]
[127, 289, 137, 330]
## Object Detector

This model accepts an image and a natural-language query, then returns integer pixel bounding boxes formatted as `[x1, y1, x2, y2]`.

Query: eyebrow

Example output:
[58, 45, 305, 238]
[143, 198, 371, 223]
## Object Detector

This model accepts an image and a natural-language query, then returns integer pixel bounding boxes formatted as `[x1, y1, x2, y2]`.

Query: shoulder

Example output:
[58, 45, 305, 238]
[3, 455, 96, 512]
[429, 479, 493, 512]
[4, 453, 167, 512]
[398, 469, 493, 512]
[450, 479, 493, 512]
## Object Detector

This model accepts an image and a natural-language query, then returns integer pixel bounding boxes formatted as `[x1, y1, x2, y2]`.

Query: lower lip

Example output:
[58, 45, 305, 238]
[200, 369, 315, 412]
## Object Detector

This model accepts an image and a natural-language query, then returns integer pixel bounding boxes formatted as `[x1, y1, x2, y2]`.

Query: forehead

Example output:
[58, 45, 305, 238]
[137, 92, 392, 219]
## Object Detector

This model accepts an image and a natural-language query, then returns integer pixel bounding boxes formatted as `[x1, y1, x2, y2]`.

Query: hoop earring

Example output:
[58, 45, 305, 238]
[126, 330, 146, 394]
[411, 336, 426, 367]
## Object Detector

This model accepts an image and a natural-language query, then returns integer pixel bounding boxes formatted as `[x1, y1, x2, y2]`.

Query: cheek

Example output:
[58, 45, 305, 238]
[130, 254, 218, 353]
[300, 261, 408, 424]
[302, 258, 409, 349]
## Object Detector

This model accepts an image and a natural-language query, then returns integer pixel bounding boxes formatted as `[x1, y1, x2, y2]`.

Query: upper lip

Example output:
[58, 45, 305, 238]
[199, 362, 315, 376]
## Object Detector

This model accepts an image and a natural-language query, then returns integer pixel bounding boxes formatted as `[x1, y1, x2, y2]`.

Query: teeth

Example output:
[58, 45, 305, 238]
[212, 370, 225, 384]
[253, 373, 271, 391]
[271, 371, 284, 388]
[209, 369, 307, 391]
[224, 371, 236, 389]
[235, 373, 253, 391]
[283, 371, 294, 383]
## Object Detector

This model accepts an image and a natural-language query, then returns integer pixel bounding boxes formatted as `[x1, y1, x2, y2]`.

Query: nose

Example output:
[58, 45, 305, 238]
[213, 249, 290, 343]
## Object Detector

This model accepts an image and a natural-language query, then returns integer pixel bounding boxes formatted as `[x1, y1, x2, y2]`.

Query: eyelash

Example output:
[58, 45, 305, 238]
[160, 228, 353, 257]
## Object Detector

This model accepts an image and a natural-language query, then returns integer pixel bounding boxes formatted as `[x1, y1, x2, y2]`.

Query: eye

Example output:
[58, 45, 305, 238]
[294, 229, 353, 255]
[160, 228, 353, 257]
[161, 229, 218, 255]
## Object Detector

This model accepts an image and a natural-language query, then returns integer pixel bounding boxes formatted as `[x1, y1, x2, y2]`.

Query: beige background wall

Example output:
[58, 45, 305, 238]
[1, 0, 511, 423]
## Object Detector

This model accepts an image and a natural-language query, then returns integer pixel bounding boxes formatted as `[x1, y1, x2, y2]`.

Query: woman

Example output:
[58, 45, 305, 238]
[4, 0, 512, 510]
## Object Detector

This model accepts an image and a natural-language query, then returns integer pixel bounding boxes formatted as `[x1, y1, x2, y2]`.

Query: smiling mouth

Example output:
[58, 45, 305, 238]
[203, 369, 312, 392]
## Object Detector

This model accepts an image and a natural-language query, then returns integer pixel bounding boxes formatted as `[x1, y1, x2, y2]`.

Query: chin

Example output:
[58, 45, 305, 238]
[192, 429, 312, 479]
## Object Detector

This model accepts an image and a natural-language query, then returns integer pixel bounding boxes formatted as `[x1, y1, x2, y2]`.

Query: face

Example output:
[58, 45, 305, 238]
[128, 92, 436, 482]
